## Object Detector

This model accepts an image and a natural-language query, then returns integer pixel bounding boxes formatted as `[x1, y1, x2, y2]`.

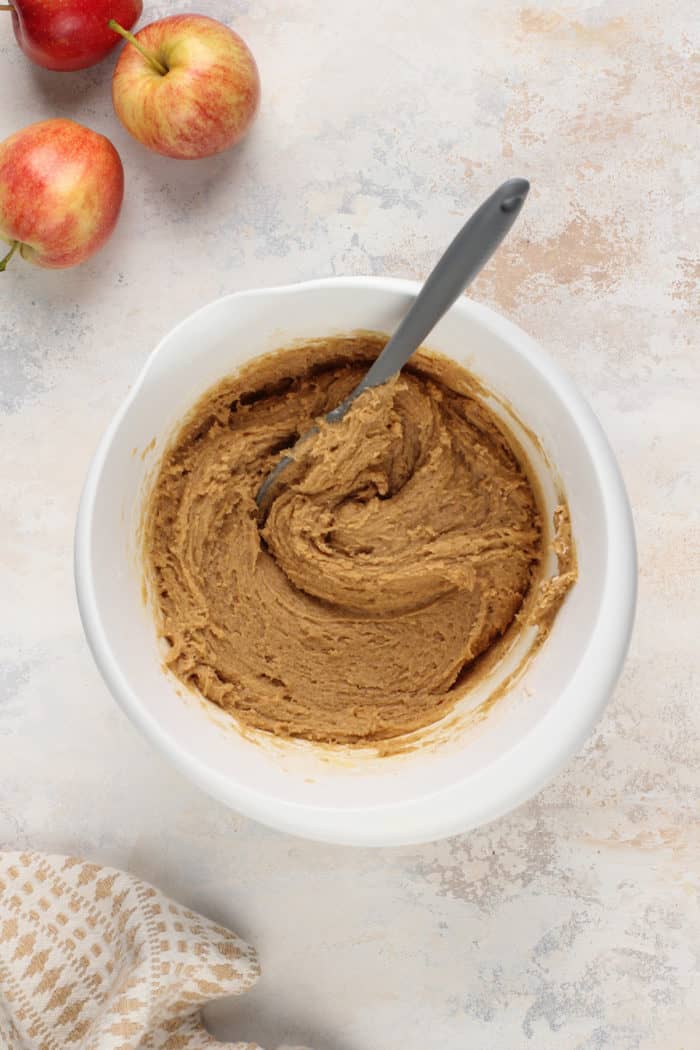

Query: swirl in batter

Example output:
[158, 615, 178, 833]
[145, 335, 574, 744]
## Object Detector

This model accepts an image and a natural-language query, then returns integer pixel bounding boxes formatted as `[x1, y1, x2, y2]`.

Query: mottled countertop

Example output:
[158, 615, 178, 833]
[1, 1, 698, 1047]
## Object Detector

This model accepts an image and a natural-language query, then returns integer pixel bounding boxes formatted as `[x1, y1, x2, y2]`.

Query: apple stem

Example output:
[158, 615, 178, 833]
[0, 240, 18, 272]
[0, 5, 15, 10]
[108, 19, 168, 75]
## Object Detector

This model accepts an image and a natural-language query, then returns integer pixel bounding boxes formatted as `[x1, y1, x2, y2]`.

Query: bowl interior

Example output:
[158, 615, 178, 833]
[77, 279, 632, 844]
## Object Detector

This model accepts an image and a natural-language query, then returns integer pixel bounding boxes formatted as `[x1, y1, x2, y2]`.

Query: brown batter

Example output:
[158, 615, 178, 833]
[145, 334, 575, 745]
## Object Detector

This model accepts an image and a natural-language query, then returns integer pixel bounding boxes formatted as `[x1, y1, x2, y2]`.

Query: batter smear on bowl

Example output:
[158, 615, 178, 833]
[145, 334, 576, 744]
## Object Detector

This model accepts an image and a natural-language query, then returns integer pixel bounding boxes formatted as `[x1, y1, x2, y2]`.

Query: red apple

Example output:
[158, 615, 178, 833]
[0, 118, 124, 271]
[110, 14, 260, 159]
[3, 0, 142, 72]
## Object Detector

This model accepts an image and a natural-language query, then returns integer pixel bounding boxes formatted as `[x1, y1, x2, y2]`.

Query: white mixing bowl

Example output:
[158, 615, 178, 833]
[75, 278, 636, 846]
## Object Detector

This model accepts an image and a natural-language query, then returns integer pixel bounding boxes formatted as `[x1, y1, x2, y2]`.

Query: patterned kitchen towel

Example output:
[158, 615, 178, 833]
[0, 851, 265, 1049]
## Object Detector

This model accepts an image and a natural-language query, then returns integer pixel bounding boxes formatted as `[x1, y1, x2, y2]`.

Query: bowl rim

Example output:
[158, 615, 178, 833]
[74, 276, 637, 846]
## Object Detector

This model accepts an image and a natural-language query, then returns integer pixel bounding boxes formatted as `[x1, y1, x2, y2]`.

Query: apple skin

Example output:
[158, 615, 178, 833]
[7, 0, 142, 72]
[0, 119, 124, 270]
[112, 14, 260, 159]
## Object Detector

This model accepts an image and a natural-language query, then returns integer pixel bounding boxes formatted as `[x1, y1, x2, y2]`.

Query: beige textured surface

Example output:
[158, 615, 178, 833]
[0, 1, 698, 1047]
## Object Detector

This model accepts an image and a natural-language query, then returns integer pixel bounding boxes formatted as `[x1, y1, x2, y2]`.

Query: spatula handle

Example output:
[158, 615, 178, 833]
[327, 177, 529, 423]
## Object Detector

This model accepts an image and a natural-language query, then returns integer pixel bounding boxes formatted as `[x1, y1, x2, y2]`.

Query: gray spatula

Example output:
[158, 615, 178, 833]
[256, 177, 530, 510]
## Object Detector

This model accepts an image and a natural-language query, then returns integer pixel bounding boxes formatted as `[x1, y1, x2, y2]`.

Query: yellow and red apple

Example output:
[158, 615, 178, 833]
[110, 14, 260, 159]
[0, 119, 124, 271]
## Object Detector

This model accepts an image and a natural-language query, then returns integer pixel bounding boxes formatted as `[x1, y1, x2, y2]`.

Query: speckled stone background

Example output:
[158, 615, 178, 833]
[1, 1, 698, 1047]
